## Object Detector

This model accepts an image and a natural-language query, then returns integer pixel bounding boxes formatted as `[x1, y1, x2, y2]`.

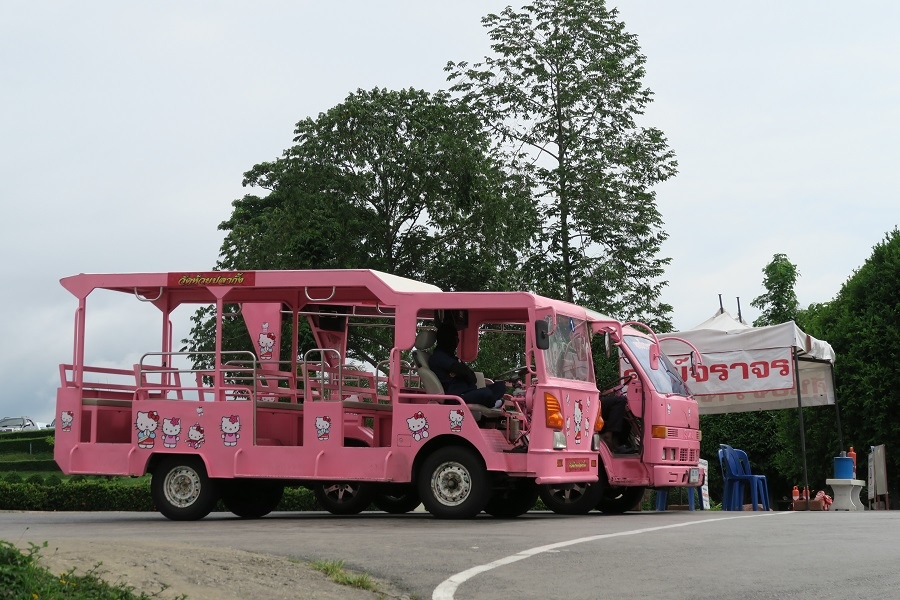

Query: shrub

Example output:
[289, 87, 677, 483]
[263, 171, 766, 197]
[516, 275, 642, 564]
[45, 474, 63, 486]
[25, 474, 44, 485]
[3, 472, 23, 484]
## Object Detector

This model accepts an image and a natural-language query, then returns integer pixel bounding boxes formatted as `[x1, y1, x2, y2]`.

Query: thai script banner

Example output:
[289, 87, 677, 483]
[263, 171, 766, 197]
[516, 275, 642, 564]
[167, 272, 255, 287]
[669, 348, 794, 395]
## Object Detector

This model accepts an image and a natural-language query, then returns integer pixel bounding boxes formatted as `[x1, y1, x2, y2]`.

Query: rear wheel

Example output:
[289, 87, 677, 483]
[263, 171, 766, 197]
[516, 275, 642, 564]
[484, 478, 538, 518]
[221, 480, 284, 519]
[151, 456, 219, 521]
[418, 447, 489, 519]
[538, 481, 602, 515]
[313, 481, 376, 515]
[596, 485, 646, 514]
[373, 483, 421, 514]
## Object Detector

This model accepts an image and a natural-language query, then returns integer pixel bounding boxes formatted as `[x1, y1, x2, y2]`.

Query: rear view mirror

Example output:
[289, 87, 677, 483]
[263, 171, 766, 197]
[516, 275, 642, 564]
[535, 320, 550, 350]
[649, 343, 660, 370]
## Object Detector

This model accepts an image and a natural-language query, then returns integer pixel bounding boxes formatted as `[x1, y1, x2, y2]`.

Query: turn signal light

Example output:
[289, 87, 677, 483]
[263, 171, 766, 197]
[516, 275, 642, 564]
[544, 393, 563, 430]
[594, 414, 605, 431]
[651, 425, 668, 439]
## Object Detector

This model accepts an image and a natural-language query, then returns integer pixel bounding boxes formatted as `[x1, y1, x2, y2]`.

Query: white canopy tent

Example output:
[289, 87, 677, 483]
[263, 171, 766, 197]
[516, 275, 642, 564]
[658, 310, 836, 415]
[659, 309, 842, 503]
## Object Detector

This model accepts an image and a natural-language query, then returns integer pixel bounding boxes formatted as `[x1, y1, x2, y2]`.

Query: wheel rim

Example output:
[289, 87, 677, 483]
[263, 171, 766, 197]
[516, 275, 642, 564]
[548, 483, 588, 504]
[323, 482, 359, 502]
[163, 466, 202, 508]
[431, 461, 472, 506]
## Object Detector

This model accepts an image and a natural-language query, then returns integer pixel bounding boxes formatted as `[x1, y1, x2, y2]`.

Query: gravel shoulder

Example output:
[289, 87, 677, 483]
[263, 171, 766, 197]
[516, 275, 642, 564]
[28, 538, 412, 600]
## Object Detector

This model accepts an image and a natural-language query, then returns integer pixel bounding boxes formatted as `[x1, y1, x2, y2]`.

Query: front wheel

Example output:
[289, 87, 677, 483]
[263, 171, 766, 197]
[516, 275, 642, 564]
[151, 456, 219, 521]
[418, 447, 489, 519]
[313, 481, 376, 515]
[596, 485, 646, 514]
[538, 481, 603, 515]
[221, 480, 284, 519]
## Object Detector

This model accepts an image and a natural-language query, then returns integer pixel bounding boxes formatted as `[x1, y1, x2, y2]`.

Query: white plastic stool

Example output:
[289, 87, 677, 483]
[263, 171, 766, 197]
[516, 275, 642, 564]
[825, 478, 865, 511]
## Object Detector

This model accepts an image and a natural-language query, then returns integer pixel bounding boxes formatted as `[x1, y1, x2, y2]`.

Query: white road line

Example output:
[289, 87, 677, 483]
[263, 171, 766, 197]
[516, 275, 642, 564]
[432, 511, 793, 600]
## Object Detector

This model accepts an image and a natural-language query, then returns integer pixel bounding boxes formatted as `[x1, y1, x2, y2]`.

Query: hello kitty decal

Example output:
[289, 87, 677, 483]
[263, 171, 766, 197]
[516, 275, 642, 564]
[406, 411, 429, 442]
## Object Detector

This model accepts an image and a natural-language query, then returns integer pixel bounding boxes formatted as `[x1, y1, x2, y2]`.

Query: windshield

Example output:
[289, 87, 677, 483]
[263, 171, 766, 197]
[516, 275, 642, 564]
[0, 418, 24, 428]
[544, 314, 593, 382]
[622, 335, 691, 396]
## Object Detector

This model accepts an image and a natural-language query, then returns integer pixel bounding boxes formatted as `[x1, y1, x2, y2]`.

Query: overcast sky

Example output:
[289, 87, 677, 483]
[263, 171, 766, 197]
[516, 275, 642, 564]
[2, 1, 897, 423]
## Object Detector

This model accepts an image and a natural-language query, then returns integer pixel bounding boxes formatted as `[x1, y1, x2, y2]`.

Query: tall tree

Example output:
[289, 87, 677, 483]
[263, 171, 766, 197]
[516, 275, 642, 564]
[750, 253, 800, 327]
[446, 0, 677, 329]
[184, 87, 538, 366]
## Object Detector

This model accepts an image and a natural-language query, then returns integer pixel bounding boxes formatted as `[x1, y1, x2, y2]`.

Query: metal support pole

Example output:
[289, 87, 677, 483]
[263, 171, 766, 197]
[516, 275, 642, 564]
[830, 365, 844, 452]
[794, 349, 811, 509]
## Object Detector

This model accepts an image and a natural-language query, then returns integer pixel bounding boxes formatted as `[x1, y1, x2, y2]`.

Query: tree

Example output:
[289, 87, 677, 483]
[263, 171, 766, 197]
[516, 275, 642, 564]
[808, 228, 900, 504]
[220, 87, 536, 290]
[446, 0, 677, 329]
[184, 87, 538, 367]
[750, 253, 800, 327]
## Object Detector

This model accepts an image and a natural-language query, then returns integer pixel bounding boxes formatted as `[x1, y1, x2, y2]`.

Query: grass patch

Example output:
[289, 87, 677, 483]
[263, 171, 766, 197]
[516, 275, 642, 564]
[311, 559, 377, 591]
[0, 540, 184, 599]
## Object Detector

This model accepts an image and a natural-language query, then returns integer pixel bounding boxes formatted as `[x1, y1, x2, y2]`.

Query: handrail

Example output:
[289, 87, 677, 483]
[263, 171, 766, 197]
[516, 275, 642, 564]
[304, 286, 336, 302]
[134, 287, 163, 302]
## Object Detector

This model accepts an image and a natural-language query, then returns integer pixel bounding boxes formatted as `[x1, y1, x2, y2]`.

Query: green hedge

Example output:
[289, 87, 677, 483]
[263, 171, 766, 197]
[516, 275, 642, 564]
[0, 436, 54, 454]
[0, 429, 54, 442]
[0, 480, 318, 512]
[0, 458, 60, 472]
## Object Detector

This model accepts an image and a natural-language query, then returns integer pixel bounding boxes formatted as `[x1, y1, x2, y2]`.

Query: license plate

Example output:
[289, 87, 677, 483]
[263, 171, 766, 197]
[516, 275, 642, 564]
[688, 467, 700, 484]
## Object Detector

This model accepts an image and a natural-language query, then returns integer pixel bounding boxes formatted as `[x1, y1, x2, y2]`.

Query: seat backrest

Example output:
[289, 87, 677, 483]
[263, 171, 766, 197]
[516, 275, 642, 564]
[734, 448, 754, 476]
[412, 330, 444, 395]
[720, 446, 746, 479]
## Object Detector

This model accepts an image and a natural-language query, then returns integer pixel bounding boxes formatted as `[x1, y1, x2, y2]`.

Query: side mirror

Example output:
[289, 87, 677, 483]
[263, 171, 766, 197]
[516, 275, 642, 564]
[535, 320, 550, 350]
[604, 333, 612, 358]
[649, 343, 660, 370]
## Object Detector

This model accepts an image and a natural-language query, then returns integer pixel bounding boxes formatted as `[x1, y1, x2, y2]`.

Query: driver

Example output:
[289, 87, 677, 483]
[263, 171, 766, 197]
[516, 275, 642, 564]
[429, 321, 508, 409]
[600, 376, 637, 454]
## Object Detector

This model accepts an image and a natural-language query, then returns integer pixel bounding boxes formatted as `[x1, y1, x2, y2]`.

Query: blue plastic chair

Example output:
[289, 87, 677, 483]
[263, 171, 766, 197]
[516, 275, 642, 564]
[718, 447, 741, 510]
[734, 448, 770, 511]
[719, 444, 769, 511]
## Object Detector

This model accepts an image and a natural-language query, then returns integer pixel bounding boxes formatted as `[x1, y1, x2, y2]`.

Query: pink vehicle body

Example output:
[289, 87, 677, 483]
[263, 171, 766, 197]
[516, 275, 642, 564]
[54, 269, 701, 519]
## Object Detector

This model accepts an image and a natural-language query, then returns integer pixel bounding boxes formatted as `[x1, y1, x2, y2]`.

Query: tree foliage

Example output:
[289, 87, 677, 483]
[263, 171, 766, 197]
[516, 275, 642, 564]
[220, 87, 537, 290]
[750, 253, 800, 327]
[183, 88, 538, 365]
[806, 228, 900, 502]
[446, 0, 676, 329]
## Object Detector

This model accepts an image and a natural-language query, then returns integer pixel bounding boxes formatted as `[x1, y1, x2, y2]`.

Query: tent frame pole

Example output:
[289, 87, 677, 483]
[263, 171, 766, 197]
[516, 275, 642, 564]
[830, 366, 844, 452]
[794, 348, 811, 510]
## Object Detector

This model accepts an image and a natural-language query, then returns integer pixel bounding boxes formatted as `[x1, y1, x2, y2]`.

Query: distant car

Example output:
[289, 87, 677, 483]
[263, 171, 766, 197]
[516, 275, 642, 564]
[0, 416, 48, 432]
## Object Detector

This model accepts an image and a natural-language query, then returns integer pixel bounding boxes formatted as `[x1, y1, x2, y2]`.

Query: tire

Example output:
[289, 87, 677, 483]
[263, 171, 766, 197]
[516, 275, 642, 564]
[538, 480, 603, 515]
[418, 446, 490, 519]
[151, 456, 219, 521]
[372, 483, 421, 514]
[596, 485, 646, 514]
[484, 478, 538, 518]
[221, 480, 284, 519]
[313, 481, 376, 515]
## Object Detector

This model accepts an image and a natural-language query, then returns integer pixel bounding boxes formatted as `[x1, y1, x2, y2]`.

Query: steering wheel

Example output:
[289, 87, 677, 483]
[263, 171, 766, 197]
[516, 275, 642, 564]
[600, 373, 634, 394]
[497, 365, 529, 382]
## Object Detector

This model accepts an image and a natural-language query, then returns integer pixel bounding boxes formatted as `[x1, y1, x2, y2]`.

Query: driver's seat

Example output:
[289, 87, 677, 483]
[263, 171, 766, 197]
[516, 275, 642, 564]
[412, 329, 443, 395]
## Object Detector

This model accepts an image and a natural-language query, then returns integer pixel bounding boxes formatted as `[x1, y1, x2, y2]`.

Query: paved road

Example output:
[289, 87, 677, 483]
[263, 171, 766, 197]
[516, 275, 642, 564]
[2, 509, 899, 599]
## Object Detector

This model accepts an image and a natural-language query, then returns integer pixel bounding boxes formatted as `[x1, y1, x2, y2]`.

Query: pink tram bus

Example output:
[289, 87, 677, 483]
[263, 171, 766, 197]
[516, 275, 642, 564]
[54, 269, 702, 519]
